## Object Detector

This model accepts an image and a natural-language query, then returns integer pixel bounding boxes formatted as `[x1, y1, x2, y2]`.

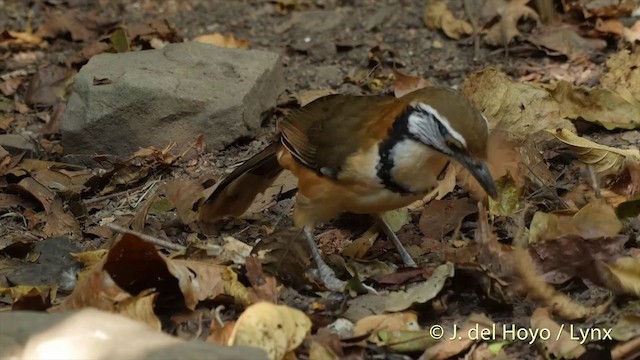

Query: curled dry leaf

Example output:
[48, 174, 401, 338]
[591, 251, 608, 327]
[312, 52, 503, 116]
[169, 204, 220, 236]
[384, 262, 454, 312]
[0, 30, 45, 47]
[547, 129, 640, 177]
[529, 199, 622, 244]
[530, 308, 586, 359]
[600, 50, 640, 103]
[354, 312, 419, 343]
[623, 20, 640, 44]
[423, 0, 473, 39]
[483, 0, 539, 46]
[419, 198, 477, 239]
[193, 33, 249, 49]
[462, 68, 575, 141]
[228, 302, 312, 360]
[487, 172, 519, 218]
[528, 23, 607, 61]
[421, 313, 495, 360]
[42, 197, 82, 240]
[601, 256, 640, 297]
[545, 81, 640, 130]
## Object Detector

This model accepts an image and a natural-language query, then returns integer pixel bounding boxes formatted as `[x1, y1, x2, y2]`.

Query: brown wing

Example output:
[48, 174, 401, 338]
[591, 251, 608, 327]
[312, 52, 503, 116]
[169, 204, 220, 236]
[279, 94, 397, 177]
[198, 142, 283, 222]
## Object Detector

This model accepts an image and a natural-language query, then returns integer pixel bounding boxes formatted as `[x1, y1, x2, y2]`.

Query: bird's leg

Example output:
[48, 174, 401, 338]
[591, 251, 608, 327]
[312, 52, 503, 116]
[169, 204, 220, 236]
[375, 216, 418, 268]
[303, 225, 346, 291]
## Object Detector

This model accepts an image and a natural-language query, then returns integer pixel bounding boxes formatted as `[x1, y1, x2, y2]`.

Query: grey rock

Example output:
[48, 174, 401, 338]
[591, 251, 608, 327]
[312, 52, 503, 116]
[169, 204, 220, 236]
[0, 134, 37, 154]
[0, 309, 269, 360]
[61, 42, 285, 157]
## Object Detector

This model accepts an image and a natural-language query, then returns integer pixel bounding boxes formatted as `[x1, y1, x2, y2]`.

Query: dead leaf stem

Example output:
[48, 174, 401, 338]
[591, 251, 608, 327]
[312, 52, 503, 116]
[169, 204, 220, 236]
[462, 0, 480, 61]
[106, 223, 186, 251]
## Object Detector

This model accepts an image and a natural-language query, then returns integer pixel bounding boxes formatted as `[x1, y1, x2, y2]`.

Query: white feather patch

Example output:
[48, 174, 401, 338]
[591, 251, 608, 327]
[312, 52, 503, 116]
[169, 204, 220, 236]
[414, 103, 467, 146]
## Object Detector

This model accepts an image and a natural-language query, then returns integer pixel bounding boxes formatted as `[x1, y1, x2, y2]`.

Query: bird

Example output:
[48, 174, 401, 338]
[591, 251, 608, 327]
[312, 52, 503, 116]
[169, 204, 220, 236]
[199, 86, 498, 291]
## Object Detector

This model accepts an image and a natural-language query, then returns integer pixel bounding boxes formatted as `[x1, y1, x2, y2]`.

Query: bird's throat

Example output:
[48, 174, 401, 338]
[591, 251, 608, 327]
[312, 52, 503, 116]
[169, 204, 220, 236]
[378, 139, 448, 194]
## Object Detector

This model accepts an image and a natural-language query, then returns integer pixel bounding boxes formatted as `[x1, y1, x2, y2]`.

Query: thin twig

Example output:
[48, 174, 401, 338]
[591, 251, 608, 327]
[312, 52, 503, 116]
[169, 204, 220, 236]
[82, 183, 147, 205]
[106, 223, 186, 251]
[462, 0, 481, 62]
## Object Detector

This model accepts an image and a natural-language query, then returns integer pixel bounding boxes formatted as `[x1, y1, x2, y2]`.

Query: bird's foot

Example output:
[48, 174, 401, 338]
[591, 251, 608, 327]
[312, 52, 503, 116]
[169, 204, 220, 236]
[313, 261, 347, 292]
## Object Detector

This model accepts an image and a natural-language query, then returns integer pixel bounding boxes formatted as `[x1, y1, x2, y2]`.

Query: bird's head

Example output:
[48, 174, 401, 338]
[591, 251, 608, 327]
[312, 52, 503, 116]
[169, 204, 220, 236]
[403, 87, 497, 198]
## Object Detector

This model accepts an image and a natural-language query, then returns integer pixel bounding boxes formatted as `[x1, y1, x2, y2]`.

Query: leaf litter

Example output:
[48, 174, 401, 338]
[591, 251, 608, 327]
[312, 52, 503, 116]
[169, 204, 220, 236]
[1, 1, 640, 360]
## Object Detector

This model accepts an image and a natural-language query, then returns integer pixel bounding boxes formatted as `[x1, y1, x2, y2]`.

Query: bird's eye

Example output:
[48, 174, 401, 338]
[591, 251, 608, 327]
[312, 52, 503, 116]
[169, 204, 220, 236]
[445, 137, 465, 151]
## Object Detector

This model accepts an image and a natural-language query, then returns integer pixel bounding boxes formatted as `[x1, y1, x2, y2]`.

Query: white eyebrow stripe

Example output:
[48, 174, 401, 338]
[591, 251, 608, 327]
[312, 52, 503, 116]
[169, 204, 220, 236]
[416, 103, 467, 146]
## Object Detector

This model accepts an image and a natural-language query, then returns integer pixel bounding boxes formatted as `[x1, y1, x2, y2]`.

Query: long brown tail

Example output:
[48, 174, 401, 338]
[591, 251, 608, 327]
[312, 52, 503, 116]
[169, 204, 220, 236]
[198, 142, 284, 222]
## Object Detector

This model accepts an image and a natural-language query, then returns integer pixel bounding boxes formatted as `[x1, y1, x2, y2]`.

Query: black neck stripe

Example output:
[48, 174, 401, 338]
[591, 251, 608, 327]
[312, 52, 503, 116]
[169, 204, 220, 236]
[376, 107, 417, 195]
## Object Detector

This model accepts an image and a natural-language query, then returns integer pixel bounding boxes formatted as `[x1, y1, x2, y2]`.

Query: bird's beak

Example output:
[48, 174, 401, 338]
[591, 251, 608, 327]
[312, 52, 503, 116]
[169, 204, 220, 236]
[468, 161, 498, 199]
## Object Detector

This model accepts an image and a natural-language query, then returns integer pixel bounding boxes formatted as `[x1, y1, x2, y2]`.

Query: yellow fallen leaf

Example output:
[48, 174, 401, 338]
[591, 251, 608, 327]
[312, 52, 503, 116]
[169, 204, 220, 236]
[530, 308, 586, 359]
[546, 81, 640, 130]
[463, 68, 575, 141]
[228, 302, 312, 360]
[423, 1, 473, 39]
[600, 50, 640, 103]
[487, 172, 519, 219]
[529, 199, 622, 244]
[547, 128, 640, 177]
[193, 33, 249, 49]
[602, 256, 640, 297]
[354, 312, 419, 342]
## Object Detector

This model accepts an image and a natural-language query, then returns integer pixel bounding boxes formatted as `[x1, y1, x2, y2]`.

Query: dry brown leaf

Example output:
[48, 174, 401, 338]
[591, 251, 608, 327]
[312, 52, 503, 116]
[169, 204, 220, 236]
[42, 197, 82, 240]
[595, 18, 625, 36]
[462, 68, 575, 141]
[561, 0, 636, 18]
[547, 129, 640, 177]
[228, 302, 312, 360]
[0, 30, 45, 47]
[391, 69, 432, 98]
[546, 82, 640, 130]
[25, 65, 75, 106]
[294, 89, 336, 107]
[251, 228, 311, 289]
[354, 312, 419, 344]
[36, 10, 117, 42]
[114, 291, 161, 330]
[419, 198, 477, 239]
[529, 199, 622, 244]
[193, 33, 249, 49]
[0, 77, 24, 97]
[309, 331, 343, 360]
[483, 0, 539, 46]
[530, 308, 586, 358]
[168, 259, 228, 310]
[601, 50, 640, 103]
[601, 256, 640, 297]
[423, 1, 473, 39]
[163, 178, 207, 225]
[11, 177, 56, 211]
[528, 23, 606, 60]
[207, 318, 236, 345]
[421, 313, 494, 360]
[623, 20, 640, 43]
[341, 226, 378, 259]
[245, 256, 280, 304]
